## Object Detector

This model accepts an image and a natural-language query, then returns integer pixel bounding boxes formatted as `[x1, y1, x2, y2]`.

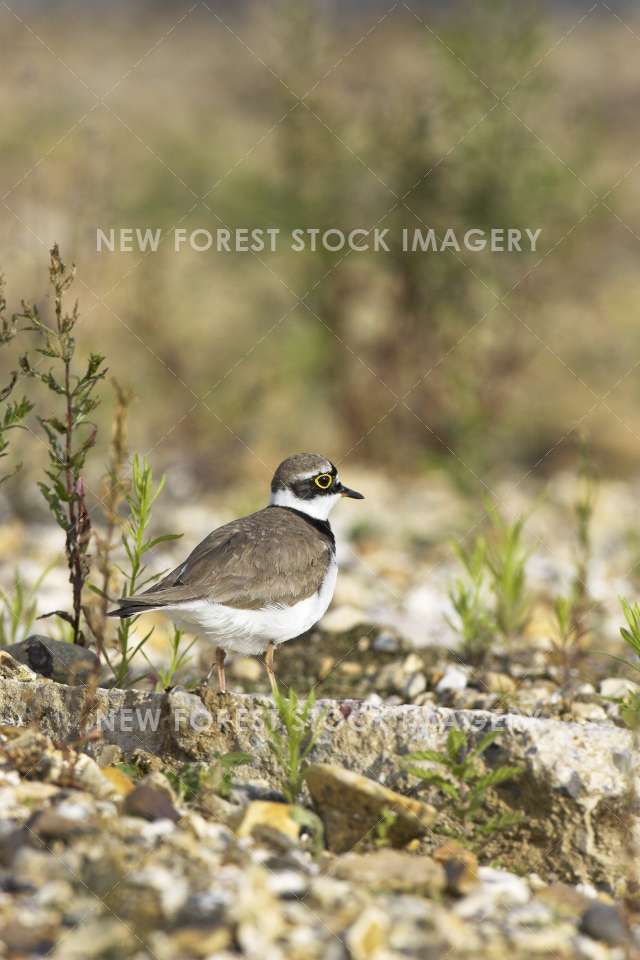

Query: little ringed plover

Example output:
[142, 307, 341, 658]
[109, 453, 364, 692]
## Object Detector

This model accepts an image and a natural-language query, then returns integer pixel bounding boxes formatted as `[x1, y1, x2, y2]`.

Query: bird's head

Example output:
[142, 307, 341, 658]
[269, 452, 364, 520]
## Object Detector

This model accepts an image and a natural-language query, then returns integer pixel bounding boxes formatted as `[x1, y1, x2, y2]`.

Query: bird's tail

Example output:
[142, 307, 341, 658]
[107, 596, 165, 619]
[108, 586, 197, 619]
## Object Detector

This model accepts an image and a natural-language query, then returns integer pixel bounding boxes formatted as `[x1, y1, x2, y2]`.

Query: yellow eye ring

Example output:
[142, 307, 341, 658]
[314, 473, 333, 490]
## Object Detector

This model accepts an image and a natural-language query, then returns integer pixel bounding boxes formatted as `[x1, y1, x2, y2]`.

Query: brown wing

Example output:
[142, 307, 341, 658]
[116, 507, 333, 613]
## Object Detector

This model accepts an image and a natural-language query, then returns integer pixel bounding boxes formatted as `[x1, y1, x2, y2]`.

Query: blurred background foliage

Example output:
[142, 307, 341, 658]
[1, 0, 639, 510]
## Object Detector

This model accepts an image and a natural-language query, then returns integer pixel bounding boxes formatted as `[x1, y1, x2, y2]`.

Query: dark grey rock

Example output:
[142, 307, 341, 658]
[579, 902, 629, 945]
[124, 784, 180, 823]
[6, 635, 99, 685]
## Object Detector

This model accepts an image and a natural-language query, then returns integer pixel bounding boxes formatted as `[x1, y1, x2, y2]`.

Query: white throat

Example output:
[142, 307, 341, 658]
[269, 487, 341, 521]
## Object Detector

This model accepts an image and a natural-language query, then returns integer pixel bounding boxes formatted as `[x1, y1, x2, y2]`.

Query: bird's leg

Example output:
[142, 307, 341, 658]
[265, 641, 278, 696]
[216, 647, 227, 694]
[202, 647, 226, 693]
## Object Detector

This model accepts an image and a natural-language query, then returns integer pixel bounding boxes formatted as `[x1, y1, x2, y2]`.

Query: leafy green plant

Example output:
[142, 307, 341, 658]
[209, 752, 253, 800]
[145, 627, 197, 692]
[164, 762, 205, 803]
[404, 727, 522, 844]
[0, 565, 53, 646]
[572, 441, 597, 604]
[485, 504, 531, 641]
[0, 275, 33, 485]
[373, 806, 398, 848]
[604, 599, 640, 730]
[549, 595, 584, 689]
[115, 761, 143, 781]
[619, 599, 640, 663]
[263, 686, 325, 803]
[18, 246, 107, 643]
[165, 753, 251, 803]
[95, 453, 180, 687]
[448, 538, 496, 662]
[86, 379, 132, 661]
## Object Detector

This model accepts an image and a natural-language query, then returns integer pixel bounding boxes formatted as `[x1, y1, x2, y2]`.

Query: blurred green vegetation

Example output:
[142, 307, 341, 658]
[1, 0, 639, 509]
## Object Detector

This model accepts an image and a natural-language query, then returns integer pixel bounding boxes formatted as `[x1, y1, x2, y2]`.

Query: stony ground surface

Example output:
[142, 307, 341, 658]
[1, 471, 640, 956]
[0, 660, 639, 959]
[0, 707, 637, 960]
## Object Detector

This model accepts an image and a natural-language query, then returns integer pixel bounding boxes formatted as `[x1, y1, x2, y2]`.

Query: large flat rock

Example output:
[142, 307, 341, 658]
[0, 676, 637, 886]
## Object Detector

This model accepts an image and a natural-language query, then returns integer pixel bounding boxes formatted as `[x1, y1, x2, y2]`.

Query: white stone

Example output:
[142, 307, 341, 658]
[572, 934, 618, 960]
[265, 869, 308, 899]
[404, 673, 427, 699]
[54, 800, 92, 821]
[455, 868, 530, 919]
[600, 677, 639, 699]
[436, 665, 469, 693]
[347, 906, 390, 960]
[129, 866, 188, 919]
[138, 819, 177, 843]
[571, 702, 608, 723]
[403, 653, 424, 674]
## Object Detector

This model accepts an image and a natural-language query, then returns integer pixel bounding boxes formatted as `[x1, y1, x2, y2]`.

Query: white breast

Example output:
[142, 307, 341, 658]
[165, 559, 338, 656]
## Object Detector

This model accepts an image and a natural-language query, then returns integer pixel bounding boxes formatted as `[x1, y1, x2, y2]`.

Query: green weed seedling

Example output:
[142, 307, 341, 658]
[485, 504, 531, 642]
[603, 599, 640, 730]
[165, 763, 206, 804]
[374, 806, 399, 848]
[572, 442, 597, 604]
[165, 753, 251, 803]
[262, 685, 325, 803]
[145, 627, 197, 692]
[404, 726, 523, 846]
[115, 761, 143, 781]
[448, 538, 496, 663]
[0, 274, 32, 486]
[0, 565, 53, 646]
[549, 595, 585, 690]
[94, 454, 180, 687]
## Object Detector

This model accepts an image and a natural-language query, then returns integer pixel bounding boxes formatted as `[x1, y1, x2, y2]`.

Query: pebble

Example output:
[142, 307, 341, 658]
[433, 840, 478, 896]
[485, 671, 517, 694]
[305, 763, 434, 853]
[28, 809, 94, 841]
[237, 801, 323, 850]
[573, 934, 619, 960]
[339, 661, 364, 677]
[372, 631, 401, 653]
[0, 651, 38, 683]
[347, 906, 390, 960]
[571, 702, 608, 723]
[124, 784, 180, 823]
[128, 865, 189, 920]
[455, 868, 530, 920]
[333, 849, 445, 898]
[579, 902, 629, 946]
[403, 653, 424, 674]
[265, 869, 309, 899]
[436, 665, 469, 692]
[6, 636, 99, 685]
[403, 672, 427, 699]
[51, 917, 135, 958]
[599, 678, 639, 699]
[537, 882, 590, 919]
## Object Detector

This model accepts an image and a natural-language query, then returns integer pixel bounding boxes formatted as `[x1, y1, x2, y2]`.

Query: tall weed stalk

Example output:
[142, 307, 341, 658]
[99, 454, 180, 686]
[18, 246, 107, 643]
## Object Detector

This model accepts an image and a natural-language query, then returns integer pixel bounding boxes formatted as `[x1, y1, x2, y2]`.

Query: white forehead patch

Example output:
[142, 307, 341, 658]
[294, 463, 333, 482]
